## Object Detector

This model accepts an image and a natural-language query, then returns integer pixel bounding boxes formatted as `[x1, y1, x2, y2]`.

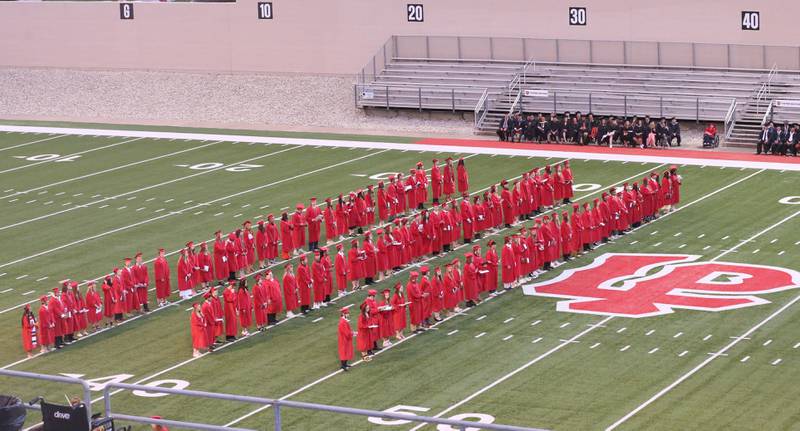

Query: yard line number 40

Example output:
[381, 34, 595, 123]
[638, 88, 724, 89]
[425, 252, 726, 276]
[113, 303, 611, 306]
[175, 162, 263, 172]
[369, 405, 495, 430]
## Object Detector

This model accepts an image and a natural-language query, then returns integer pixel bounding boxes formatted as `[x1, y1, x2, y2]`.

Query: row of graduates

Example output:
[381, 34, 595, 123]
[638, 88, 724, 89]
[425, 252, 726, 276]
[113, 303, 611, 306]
[20, 157, 567, 356]
[339, 168, 683, 368]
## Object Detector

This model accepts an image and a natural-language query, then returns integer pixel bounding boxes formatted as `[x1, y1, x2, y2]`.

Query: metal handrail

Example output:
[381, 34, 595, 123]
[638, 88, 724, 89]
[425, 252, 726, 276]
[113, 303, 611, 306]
[765, 63, 778, 94]
[474, 88, 490, 128]
[761, 100, 774, 126]
[0, 369, 93, 425]
[508, 89, 522, 115]
[103, 382, 545, 431]
[724, 98, 737, 139]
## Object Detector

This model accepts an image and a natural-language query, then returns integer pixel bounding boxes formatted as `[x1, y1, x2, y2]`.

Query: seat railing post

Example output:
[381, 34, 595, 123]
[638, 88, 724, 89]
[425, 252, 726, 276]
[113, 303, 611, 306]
[274, 403, 282, 431]
[386, 86, 390, 110]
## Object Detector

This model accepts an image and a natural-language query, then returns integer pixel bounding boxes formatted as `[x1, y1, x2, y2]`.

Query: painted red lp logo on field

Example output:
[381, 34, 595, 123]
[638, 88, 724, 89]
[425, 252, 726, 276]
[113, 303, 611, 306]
[522, 253, 800, 318]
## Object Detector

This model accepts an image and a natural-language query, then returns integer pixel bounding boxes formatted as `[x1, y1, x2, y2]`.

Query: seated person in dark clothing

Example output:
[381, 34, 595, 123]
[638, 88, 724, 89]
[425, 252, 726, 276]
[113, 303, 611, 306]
[632, 119, 644, 148]
[536, 114, 547, 142]
[559, 115, 570, 143]
[757, 122, 775, 155]
[620, 120, 634, 147]
[524, 115, 536, 142]
[656, 118, 669, 147]
[774, 124, 787, 155]
[790, 125, 800, 156]
[668, 118, 681, 146]
[586, 113, 597, 144]
[547, 115, 560, 142]
[598, 118, 614, 146]
[496, 114, 510, 142]
[511, 113, 525, 142]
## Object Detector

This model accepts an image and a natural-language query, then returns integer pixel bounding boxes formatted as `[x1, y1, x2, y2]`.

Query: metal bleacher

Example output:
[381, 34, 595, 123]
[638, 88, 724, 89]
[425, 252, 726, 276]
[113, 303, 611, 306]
[354, 36, 800, 147]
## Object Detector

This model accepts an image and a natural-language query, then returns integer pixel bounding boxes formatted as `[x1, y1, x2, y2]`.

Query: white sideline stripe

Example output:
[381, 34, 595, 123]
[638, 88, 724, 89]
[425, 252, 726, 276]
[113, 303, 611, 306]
[408, 316, 614, 431]
[0, 134, 67, 153]
[606, 207, 800, 431]
[0, 142, 281, 230]
[1, 124, 799, 171]
[0, 147, 381, 272]
[0, 141, 222, 200]
[0, 137, 143, 175]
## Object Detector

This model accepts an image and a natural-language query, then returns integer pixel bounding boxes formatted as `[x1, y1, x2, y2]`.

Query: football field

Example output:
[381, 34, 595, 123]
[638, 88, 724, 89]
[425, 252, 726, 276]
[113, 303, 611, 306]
[1, 121, 799, 431]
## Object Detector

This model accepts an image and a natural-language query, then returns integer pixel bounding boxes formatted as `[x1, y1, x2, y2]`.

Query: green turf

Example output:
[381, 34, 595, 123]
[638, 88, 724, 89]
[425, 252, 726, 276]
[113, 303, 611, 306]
[1, 125, 798, 431]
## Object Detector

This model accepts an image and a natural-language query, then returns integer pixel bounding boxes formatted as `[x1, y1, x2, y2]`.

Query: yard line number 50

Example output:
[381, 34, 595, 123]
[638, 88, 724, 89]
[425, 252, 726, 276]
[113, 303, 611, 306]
[177, 162, 263, 173]
[368, 405, 495, 430]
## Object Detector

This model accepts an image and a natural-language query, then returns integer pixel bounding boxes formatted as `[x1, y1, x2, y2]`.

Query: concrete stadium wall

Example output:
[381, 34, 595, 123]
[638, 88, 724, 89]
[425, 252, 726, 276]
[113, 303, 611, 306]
[1, 0, 799, 75]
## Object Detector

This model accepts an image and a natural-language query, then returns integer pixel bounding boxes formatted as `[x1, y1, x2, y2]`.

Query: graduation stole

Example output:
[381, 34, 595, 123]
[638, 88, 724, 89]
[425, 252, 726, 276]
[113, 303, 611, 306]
[28, 315, 38, 345]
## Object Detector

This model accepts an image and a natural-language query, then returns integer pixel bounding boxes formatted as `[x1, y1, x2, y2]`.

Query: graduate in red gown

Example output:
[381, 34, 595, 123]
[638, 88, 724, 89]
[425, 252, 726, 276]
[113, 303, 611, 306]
[363, 233, 378, 285]
[297, 255, 312, 313]
[431, 158, 443, 203]
[335, 195, 348, 238]
[236, 279, 253, 336]
[266, 214, 280, 263]
[101, 275, 114, 324]
[456, 157, 469, 194]
[375, 229, 390, 282]
[38, 296, 54, 352]
[255, 221, 268, 269]
[356, 301, 375, 361]
[71, 282, 88, 337]
[21, 305, 38, 358]
[177, 249, 194, 300]
[337, 307, 354, 371]
[121, 258, 136, 314]
[265, 270, 283, 326]
[484, 240, 499, 294]
[460, 196, 475, 243]
[197, 243, 213, 289]
[223, 281, 239, 342]
[213, 231, 229, 281]
[225, 232, 240, 280]
[463, 253, 479, 306]
[321, 247, 334, 304]
[406, 271, 422, 332]
[377, 182, 390, 222]
[390, 283, 407, 340]
[282, 263, 299, 318]
[111, 269, 125, 324]
[431, 267, 445, 321]
[200, 293, 216, 349]
[190, 303, 207, 358]
[570, 203, 584, 255]
[335, 243, 348, 295]
[375, 288, 395, 348]
[85, 281, 103, 331]
[132, 252, 150, 312]
[153, 248, 171, 306]
[280, 212, 294, 260]
[306, 197, 323, 251]
[414, 162, 428, 208]
[291, 204, 308, 253]
[210, 286, 224, 341]
[561, 161, 574, 204]
[312, 250, 327, 309]
[348, 240, 365, 290]
[252, 274, 268, 331]
[669, 165, 682, 208]
[242, 221, 256, 273]
[443, 157, 456, 199]
[501, 180, 514, 228]
[323, 199, 337, 245]
[560, 211, 574, 261]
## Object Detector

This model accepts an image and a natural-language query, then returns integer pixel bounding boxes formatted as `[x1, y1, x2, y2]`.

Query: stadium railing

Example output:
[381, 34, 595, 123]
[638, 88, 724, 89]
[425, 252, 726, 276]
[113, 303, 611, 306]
[0, 370, 547, 431]
[0, 369, 93, 425]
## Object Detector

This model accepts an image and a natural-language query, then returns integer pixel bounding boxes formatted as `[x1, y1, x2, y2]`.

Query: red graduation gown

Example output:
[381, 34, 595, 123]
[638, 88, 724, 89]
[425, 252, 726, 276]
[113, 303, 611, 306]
[283, 272, 299, 311]
[191, 311, 207, 350]
[338, 317, 354, 361]
[237, 287, 252, 328]
[213, 239, 228, 279]
[154, 256, 171, 300]
[391, 292, 407, 331]
[223, 287, 239, 337]
[297, 263, 312, 306]
[457, 164, 469, 193]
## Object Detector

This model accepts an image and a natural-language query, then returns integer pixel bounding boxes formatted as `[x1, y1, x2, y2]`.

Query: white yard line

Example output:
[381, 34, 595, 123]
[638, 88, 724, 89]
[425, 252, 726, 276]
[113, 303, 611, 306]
[648, 348, 659, 354]
[0, 134, 67, 153]
[0, 137, 143, 175]
[503, 335, 514, 341]
[0, 143, 290, 231]
[1, 124, 799, 171]
[606, 207, 800, 431]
